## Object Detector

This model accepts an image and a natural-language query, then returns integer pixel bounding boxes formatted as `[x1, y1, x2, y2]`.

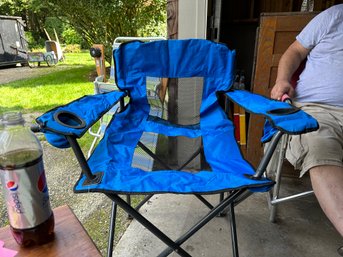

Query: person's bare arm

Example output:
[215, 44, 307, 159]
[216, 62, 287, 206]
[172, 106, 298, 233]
[270, 40, 310, 100]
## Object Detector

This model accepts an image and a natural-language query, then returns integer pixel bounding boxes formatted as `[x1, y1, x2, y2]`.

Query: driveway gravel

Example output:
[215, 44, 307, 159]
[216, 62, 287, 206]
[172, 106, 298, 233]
[0, 65, 70, 84]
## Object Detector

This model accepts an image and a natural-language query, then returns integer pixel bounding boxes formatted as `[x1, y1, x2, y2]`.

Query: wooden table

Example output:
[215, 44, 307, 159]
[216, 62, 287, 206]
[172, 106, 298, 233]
[0, 205, 102, 257]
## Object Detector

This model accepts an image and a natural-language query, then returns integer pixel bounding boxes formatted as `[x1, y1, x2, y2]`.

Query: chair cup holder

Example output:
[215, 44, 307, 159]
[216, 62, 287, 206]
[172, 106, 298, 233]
[53, 110, 86, 129]
[267, 107, 299, 115]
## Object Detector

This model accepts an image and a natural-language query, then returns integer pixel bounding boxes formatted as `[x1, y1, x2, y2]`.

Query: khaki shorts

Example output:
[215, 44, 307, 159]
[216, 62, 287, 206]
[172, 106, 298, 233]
[286, 102, 343, 177]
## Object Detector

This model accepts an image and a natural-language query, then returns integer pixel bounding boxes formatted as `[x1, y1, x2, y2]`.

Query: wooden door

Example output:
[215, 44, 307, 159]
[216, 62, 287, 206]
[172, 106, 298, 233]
[247, 12, 317, 168]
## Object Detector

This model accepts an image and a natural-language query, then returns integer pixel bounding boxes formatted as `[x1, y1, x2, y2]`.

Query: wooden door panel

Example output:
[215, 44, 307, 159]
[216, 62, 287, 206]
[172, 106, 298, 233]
[247, 12, 317, 168]
[274, 31, 299, 53]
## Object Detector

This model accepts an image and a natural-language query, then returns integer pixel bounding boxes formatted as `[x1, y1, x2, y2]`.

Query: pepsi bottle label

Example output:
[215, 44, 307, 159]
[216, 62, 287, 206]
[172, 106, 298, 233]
[0, 155, 52, 229]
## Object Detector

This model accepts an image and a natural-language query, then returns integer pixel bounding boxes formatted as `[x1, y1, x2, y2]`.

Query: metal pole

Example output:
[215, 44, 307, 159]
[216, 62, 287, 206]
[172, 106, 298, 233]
[254, 131, 284, 178]
[229, 203, 239, 257]
[194, 194, 214, 210]
[66, 136, 96, 180]
[271, 190, 314, 205]
[107, 201, 117, 257]
[138, 141, 173, 170]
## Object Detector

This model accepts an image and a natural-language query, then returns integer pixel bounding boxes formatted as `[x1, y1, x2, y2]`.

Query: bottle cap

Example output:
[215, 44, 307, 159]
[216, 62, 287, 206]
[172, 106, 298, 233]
[2, 112, 25, 126]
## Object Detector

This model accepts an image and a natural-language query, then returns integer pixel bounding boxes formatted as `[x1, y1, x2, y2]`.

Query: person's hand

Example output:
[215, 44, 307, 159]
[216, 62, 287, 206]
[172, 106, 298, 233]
[270, 80, 295, 100]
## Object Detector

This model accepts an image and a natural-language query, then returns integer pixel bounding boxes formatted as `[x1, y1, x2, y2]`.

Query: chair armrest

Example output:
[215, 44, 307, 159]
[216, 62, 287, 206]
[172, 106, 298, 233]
[36, 90, 126, 148]
[225, 90, 319, 142]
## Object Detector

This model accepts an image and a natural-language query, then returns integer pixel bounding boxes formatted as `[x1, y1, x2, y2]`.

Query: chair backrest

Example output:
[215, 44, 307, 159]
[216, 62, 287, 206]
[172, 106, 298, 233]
[114, 40, 235, 113]
[114, 40, 235, 122]
[112, 39, 245, 172]
[115, 39, 235, 87]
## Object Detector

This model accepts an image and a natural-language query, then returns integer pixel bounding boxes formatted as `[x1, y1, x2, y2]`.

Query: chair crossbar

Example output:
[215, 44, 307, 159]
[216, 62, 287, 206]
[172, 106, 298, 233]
[177, 146, 202, 171]
[134, 194, 154, 210]
[106, 193, 192, 257]
[124, 194, 154, 220]
[138, 140, 203, 171]
[138, 141, 173, 170]
[269, 190, 314, 205]
[194, 194, 214, 209]
[157, 190, 245, 257]
[106, 189, 245, 257]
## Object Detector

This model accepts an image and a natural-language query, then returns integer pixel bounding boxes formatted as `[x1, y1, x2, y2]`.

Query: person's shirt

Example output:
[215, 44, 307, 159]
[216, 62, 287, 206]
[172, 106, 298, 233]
[295, 4, 343, 107]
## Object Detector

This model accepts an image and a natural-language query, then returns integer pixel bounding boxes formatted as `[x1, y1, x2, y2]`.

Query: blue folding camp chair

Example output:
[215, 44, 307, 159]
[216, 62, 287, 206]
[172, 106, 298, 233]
[35, 39, 318, 257]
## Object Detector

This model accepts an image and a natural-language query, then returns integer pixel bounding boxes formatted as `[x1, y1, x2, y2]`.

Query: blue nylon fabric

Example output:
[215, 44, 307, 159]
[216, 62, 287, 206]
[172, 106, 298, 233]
[225, 90, 319, 142]
[145, 116, 202, 138]
[44, 132, 70, 149]
[261, 122, 279, 143]
[71, 39, 274, 194]
[115, 40, 235, 87]
[36, 90, 125, 148]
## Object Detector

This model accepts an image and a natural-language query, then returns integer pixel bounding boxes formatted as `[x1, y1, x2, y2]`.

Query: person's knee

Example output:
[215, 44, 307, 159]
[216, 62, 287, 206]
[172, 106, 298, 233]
[310, 165, 343, 180]
[309, 165, 325, 178]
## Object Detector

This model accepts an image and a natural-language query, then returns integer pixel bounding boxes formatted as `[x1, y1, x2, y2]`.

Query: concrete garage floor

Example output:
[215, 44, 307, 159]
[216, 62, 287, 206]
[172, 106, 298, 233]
[113, 175, 342, 257]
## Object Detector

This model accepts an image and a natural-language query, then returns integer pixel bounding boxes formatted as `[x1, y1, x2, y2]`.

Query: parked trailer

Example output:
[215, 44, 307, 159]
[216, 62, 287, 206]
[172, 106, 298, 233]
[0, 15, 28, 67]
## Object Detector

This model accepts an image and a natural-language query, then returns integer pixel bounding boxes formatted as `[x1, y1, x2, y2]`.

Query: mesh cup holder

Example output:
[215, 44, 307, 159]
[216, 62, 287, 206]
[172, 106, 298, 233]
[53, 110, 86, 129]
[267, 107, 299, 115]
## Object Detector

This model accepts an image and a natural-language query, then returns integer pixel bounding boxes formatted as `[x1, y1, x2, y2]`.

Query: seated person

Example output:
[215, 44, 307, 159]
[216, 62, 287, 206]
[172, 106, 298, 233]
[270, 4, 343, 255]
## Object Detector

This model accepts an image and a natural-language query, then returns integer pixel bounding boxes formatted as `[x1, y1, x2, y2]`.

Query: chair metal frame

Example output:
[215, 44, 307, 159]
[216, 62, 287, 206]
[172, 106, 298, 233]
[66, 129, 284, 257]
[266, 95, 314, 222]
[267, 133, 314, 223]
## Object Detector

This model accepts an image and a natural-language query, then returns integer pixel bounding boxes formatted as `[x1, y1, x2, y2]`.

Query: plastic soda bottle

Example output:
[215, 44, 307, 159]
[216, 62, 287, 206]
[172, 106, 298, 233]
[0, 112, 54, 246]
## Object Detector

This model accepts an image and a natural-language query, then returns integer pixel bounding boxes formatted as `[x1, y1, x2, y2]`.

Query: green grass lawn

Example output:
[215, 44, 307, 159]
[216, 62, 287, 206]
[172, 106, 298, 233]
[0, 52, 95, 114]
[0, 51, 97, 151]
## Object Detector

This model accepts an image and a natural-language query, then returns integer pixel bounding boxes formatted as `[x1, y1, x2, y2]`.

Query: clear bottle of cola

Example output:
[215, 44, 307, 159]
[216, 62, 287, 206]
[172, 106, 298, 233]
[0, 112, 54, 246]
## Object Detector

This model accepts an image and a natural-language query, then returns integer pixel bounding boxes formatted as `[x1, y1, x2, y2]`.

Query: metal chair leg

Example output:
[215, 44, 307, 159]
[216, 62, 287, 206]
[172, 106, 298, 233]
[268, 134, 288, 222]
[268, 133, 315, 222]
[106, 193, 192, 257]
[126, 195, 133, 219]
[158, 190, 245, 257]
[229, 203, 239, 257]
[107, 201, 117, 257]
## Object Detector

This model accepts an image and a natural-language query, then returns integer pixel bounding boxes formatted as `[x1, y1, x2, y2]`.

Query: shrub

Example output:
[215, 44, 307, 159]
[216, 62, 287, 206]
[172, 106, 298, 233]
[45, 17, 64, 41]
[25, 32, 45, 51]
[62, 26, 82, 45]
[63, 44, 81, 53]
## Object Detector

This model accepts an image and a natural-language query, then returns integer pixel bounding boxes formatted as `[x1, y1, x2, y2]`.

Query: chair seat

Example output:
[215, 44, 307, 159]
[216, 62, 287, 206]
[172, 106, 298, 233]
[74, 160, 274, 194]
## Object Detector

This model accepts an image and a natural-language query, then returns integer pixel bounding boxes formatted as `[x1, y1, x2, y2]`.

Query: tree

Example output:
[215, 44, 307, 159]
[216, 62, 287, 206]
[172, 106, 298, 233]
[45, 0, 167, 63]
[0, 0, 53, 47]
[1, 0, 167, 62]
